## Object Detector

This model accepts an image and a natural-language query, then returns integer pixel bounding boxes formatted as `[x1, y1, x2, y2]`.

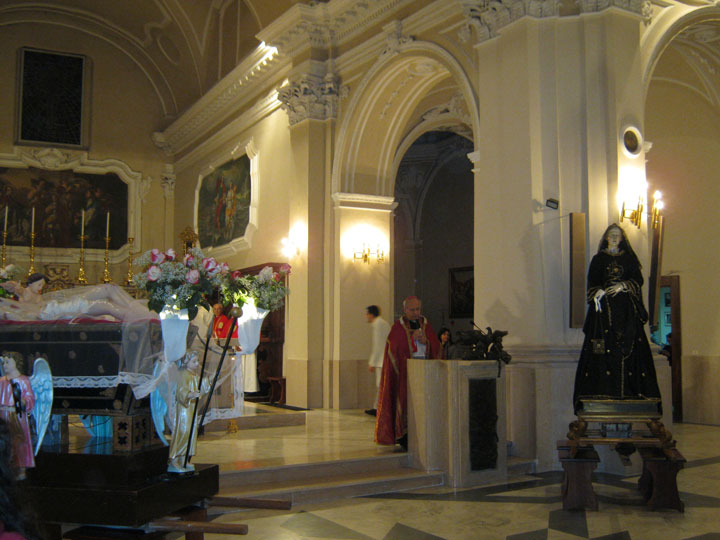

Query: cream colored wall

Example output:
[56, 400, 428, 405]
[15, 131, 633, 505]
[645, 81, 720, 424]
[0, 22, 171, 280]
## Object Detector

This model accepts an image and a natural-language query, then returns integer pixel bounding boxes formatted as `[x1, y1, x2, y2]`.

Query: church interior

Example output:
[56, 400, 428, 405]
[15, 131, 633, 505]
[1, 0, 720, 538]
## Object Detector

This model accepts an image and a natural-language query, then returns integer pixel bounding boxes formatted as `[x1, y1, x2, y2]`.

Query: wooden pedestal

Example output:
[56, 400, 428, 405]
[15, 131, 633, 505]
[558, 443, 599, 511]
[638, 447, 686, 512]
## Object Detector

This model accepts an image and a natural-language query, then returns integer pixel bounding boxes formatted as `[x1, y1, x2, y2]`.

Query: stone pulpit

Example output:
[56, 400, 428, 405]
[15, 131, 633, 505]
[407, 358, 507, 488]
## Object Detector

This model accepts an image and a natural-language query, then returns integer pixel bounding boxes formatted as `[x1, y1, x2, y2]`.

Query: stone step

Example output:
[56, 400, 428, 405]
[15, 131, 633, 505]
[218, 452, 410, 489]
[215, 466, 444, 506]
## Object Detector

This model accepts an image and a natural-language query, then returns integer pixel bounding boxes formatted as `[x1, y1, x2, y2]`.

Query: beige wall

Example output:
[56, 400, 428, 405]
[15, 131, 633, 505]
[0, 22, 170, 279]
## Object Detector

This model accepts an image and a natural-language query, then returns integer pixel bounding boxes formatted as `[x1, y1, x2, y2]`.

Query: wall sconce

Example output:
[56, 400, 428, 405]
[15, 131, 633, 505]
[651, 190, 664, 229]
[620, 196, 644, 228]
[353, 244, 385, 264]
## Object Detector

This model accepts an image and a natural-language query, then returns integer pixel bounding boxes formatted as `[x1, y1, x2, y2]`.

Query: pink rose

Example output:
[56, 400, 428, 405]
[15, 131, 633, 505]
[150, 249, 165, 264]
[279, 263, 291, 274]
[202, 257, 219, 275]
[218, 262, 229, 275]
[272, 272, 281, 282]
[231, 270, 243, 280]
[185, 269, 200, 284]
[147, 265, 161, 281]
[165, 248, 176, 261]
[184, 254, 195, 266]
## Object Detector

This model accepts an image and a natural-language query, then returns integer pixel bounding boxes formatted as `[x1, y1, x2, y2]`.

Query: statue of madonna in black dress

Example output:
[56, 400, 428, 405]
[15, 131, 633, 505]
[572, 224, 661, 412]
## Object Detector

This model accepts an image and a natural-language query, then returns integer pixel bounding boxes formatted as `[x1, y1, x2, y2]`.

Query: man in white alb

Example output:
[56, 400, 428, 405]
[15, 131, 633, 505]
[365, 305, 390, 417]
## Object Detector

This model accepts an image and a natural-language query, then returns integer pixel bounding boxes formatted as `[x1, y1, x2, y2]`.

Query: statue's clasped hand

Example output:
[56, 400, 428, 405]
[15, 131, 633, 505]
[606, 282, 625, 297]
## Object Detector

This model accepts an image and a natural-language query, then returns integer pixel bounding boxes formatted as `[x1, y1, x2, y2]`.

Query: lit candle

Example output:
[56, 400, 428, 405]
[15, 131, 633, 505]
[80, 209, 85, 236]
[106, 212, 110, 238]
[31, 207, 34, 235]
[3, 207, 7, 234]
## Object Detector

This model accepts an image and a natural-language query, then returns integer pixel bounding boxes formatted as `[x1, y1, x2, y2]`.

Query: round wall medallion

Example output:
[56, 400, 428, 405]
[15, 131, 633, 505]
[622, 126, 642, 156]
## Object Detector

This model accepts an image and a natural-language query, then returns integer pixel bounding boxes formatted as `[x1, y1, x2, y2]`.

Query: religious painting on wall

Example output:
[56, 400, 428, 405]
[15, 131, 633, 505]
[197, 154, 251, 249]
[449, 266, 474, 318]
[0, 166, 128, 250]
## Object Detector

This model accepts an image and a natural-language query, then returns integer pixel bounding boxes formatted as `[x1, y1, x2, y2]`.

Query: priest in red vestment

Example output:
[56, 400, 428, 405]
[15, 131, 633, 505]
[375, 296, 441, 449]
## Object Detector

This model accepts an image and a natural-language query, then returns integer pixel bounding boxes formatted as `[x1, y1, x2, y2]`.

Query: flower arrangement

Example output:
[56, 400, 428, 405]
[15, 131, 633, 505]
[132, 248, 229, 320]
[221, 264, 291, 312]
[0, 264, 22, 299]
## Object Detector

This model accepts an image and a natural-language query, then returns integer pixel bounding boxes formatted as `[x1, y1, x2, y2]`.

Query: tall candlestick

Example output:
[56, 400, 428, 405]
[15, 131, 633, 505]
[31, 207, 35, 235]
[106, 212, 110, 237]
[3, 206, 7, 233]
[80, 209, 85, 236]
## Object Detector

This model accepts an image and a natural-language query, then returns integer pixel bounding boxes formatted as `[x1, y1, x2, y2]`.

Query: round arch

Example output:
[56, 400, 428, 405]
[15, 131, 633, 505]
[331, 39, 479, 198]
[641, 5, 720, 98]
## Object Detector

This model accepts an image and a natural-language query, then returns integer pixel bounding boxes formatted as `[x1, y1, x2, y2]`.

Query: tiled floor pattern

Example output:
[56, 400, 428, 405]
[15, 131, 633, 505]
[192, 412, 720, 540]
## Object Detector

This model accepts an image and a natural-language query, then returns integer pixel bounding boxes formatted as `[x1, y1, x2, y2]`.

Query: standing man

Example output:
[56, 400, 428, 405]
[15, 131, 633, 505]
[375, 296, 441, 450]
[365, 305, 390, 417]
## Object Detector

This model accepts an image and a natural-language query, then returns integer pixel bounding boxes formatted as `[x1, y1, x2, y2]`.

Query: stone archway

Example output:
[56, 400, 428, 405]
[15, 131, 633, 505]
[643, 10, 720, 425]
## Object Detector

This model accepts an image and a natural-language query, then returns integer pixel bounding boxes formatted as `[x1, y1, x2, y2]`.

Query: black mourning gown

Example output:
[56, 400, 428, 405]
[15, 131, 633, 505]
[572, 249, 661, 411]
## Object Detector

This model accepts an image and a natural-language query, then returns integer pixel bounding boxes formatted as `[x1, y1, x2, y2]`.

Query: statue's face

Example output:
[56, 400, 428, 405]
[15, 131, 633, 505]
[186, 355, 199, 371]
[1, 356, 17, 376]
[28, 278, 45, 294]
[606, 228, 622, 250]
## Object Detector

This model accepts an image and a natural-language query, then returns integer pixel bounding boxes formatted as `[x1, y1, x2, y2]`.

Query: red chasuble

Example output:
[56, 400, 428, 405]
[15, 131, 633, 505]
[374, 316, 441, 445]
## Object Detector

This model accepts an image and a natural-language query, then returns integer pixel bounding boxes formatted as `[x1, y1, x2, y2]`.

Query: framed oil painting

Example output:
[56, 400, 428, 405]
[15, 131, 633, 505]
[197, 154, 251, 249]
[0, 166, 127, 250]
[449, 266, 474, 318]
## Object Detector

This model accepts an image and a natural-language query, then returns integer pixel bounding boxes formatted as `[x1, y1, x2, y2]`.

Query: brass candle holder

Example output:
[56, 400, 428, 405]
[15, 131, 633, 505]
[102, 235, 112, 284]
[76, 234, 89, 285]
[27, 232, 36, 277]
[1, 231, 6, 268]
[124, 237, 135, 286]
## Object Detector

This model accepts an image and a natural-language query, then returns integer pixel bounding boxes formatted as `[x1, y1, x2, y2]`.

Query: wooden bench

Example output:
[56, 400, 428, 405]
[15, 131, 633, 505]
[638, 446, 686, 512]
[558, 442, 600, 511]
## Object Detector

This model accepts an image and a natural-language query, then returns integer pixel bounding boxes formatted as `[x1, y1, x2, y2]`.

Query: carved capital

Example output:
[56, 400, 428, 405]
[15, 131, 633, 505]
[457, 0, 560, 44]
[161, 165, 176, 199]
[577, 0, 653, 21]
[278, 71, 340, 125]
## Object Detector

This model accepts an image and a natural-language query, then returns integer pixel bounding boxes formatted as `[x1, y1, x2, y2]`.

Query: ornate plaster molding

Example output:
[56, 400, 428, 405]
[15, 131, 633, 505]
[332, 192, 398, 211]
[421, 92, 473, 129]
[278, 70, 340, 125]
[257, 0, 414, 56]
[0, 146, 143, 263]
[456, 0, 561, 43]
[380, 20, 416, 58]
[576, 0, 653, 22]
[152, 44, 284, 156]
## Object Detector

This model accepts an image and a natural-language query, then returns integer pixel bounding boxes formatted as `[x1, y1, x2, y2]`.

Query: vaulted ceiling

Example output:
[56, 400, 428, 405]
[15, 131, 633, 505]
[0, 0, 305, 117]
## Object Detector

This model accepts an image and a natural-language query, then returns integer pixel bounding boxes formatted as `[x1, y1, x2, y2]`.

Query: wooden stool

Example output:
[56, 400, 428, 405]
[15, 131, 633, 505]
[267, 377, 286, 404]
[558, 442, 600, 511]
[638, 447, 686, 512]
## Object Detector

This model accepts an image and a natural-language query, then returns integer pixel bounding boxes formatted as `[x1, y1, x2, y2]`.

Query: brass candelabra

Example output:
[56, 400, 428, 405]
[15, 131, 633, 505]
[124, 237, 135, 286]
[76, 234, 89, 284]
[102, 235, 112, 283]
[27, 232, 36, 277]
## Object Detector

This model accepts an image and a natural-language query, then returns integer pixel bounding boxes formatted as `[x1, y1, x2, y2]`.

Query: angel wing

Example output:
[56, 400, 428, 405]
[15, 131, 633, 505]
[29, 357, 53, 455]
[150, 358, 178, 446]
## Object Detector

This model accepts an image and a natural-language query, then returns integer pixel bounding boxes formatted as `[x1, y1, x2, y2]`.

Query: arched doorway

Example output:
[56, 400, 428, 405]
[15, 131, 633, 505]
[644, 17, 720, 424]
[393, 131, 474, 335]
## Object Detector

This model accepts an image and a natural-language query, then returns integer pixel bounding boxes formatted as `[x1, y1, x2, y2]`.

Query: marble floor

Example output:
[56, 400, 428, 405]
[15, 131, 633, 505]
[187, 407, 720, 540]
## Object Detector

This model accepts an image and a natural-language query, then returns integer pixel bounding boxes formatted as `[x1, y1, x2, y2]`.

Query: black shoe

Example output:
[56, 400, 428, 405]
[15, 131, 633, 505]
[364, 409, 377, 416]
[396, 434, 408, 451]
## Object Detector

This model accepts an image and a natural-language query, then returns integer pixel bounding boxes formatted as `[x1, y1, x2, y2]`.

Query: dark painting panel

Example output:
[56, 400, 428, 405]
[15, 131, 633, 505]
[450, 266, 474, 318]
[0, 166, 128, 250]
[198, 154, 251, 249]
[469, 378, 498, 470]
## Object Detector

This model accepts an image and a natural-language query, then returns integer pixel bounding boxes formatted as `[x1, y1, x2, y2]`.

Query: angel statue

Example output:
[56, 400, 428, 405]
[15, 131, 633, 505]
[164, 351, 210, 474]
[0, 355, 53, 479]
